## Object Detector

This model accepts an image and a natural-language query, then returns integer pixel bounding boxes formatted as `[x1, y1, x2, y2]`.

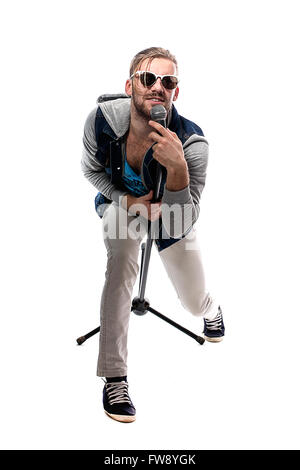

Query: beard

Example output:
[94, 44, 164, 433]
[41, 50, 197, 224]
[131, 86, 172, 122]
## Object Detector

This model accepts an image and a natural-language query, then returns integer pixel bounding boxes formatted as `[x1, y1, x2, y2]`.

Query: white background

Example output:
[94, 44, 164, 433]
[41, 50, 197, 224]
[1, 0, 300, 450]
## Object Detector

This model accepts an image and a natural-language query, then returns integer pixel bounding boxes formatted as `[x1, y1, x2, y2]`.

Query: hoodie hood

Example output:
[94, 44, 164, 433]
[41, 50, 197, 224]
[97, 94, 131, 138]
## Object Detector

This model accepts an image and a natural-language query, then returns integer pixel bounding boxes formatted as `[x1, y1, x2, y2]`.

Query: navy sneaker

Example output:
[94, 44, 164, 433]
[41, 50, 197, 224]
[102, 379, 136, 423]
[203, 306, 225, 342]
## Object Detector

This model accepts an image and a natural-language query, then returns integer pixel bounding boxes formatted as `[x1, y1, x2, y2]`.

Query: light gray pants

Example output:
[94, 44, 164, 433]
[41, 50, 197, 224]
[97, 202, 218, 377]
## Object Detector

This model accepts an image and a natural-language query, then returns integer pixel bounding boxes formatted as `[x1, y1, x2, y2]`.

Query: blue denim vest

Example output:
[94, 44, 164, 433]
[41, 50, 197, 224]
[94, 97, 204, 252]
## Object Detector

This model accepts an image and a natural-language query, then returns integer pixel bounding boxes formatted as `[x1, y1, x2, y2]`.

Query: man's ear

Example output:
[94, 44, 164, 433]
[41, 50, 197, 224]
[125, 79, 132, 97]
[173, 86, 179, 102]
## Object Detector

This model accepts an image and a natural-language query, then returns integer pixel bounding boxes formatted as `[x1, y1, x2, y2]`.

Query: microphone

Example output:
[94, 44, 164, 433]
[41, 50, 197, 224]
[150, 104, 167, 129]
[150, 105, 167, 202]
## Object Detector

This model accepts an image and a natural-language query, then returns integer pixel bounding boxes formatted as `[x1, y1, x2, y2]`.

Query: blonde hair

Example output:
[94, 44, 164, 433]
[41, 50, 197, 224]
[129, 47, 178, 77]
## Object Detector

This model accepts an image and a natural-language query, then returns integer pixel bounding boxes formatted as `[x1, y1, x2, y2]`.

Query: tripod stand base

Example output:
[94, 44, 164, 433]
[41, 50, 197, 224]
[77, 302, 205, 346]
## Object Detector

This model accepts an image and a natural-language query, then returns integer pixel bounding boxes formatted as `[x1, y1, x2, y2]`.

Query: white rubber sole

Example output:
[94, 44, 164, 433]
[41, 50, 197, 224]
[105, 411, 136, 423]
[204, 335, 224, 343]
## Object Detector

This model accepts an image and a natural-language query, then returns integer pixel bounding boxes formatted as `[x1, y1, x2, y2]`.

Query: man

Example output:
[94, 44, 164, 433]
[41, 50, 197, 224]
[81, 47, 225, 423]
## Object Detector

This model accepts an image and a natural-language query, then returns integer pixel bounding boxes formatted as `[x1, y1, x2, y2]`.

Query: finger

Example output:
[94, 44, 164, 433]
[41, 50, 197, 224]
[142, 190, 153, 199]
[148, 131, 164, 143]
[168, 129, 179, 139]
[148, 120, 169, 136]
[150, 212, 161, 221]
[150, 206, 161, 216]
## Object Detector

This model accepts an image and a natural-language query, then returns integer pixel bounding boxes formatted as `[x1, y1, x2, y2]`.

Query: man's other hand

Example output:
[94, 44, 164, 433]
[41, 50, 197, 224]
[122, 190, 162, 221]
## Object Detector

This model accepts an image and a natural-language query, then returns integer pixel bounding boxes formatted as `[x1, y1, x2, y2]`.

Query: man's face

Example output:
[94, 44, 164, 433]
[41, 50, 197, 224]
[125, 58, 179, 122]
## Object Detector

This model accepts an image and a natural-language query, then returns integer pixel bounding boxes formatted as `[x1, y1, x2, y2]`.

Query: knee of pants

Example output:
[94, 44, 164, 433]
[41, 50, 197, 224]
[182, 291, 211, 317]
[107, 249, 140, 280]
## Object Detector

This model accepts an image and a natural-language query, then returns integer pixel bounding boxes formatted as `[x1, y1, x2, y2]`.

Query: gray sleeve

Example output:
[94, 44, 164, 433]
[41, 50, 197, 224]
[81, 108, 128, 205]
[161, 136, 209, 238]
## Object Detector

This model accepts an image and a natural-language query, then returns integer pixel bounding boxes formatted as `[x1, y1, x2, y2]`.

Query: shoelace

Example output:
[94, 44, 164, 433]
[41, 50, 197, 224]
[205, 309, 223, 331]
[102, 380, 132, 405]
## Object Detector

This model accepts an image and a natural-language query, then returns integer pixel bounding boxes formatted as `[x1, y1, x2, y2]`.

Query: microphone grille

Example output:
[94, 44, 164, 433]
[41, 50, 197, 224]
[150, 104, 167, 121]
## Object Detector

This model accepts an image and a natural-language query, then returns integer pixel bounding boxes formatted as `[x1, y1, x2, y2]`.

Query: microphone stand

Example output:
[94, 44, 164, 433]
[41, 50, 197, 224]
[76, 109, 205, 347]
[130, 159, 205, 345]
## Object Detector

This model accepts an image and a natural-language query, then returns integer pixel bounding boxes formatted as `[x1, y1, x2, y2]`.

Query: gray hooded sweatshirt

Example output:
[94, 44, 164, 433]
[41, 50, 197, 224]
[81, 97, 209, 238]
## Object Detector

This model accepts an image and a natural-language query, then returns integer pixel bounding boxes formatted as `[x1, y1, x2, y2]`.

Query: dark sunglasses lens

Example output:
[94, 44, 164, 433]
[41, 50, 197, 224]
[162, 76, 178, 89]
[140, 72, 156, 87]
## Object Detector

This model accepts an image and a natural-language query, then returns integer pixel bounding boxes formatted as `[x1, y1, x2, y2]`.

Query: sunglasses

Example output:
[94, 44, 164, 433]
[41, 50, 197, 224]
[130, 71, 179, 90]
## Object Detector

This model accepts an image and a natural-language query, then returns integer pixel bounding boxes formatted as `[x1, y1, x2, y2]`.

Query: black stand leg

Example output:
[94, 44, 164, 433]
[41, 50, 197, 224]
[147, 306, 205, 345]
[131, 298, 205, 345]
[76, 326, 100, 345]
